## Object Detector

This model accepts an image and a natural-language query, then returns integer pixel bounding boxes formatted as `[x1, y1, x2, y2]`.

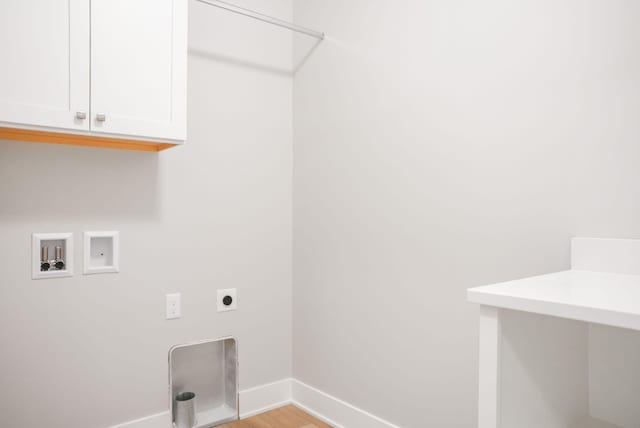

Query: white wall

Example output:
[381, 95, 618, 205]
[500, 310, 589, 428]
[292, 1, 640, 426]
[4, 1, 640, 427]
[0, 1, 293, 427]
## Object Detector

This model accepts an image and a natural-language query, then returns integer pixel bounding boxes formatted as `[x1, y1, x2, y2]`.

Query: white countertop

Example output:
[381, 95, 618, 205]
[467, 270, 640, 331]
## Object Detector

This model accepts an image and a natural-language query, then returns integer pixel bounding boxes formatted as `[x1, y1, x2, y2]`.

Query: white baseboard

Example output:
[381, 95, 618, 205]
[109, 378, 398, 428]
[110, 411, 170, 428]
[291, 379, 400, 428]
[109, 379, 292, 428]
[239, 378, 292, 418]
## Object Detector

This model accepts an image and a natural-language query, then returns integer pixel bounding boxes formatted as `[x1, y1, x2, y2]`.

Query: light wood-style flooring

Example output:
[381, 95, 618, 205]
[218, 405, 333, 428]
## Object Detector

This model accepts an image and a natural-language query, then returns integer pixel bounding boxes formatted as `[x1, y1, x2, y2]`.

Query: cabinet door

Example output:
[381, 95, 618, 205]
[0, 0, 90, 131]
[90, 0, 187, 142]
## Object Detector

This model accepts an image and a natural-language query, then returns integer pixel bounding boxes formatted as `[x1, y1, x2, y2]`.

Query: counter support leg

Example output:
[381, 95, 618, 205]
[478, 305, 501, 428]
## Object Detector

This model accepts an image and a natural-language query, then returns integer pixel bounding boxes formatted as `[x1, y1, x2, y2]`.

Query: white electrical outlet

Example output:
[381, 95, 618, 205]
[166, 293, 181, 320]
[217, 289, 237, 312]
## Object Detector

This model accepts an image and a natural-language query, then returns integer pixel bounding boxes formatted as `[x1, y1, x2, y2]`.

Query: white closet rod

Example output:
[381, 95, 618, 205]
[196, 0, 325, 40]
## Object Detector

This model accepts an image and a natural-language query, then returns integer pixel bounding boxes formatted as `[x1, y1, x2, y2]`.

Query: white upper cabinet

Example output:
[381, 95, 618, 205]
[0, 0, 186, 147]
[90, 0, 187, 141]
[0, 0, 90, 131]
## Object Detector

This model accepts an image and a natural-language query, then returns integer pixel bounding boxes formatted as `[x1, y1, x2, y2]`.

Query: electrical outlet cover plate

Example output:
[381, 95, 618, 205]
[84, 231, 119, 275]
[166, 293, 181, 320]
[32, 233, 74, 280]
[217, 288, 237, 312]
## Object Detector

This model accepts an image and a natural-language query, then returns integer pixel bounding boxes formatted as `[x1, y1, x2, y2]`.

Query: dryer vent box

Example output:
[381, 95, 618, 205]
[169, 337, 238, 427]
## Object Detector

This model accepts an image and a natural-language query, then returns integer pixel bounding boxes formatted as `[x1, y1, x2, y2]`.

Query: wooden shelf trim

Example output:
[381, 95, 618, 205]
[0, 127, 178, 152]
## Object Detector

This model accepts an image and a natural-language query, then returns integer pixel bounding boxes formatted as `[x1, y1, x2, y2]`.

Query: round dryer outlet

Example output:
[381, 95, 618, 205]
[217, 288, 237, 312]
